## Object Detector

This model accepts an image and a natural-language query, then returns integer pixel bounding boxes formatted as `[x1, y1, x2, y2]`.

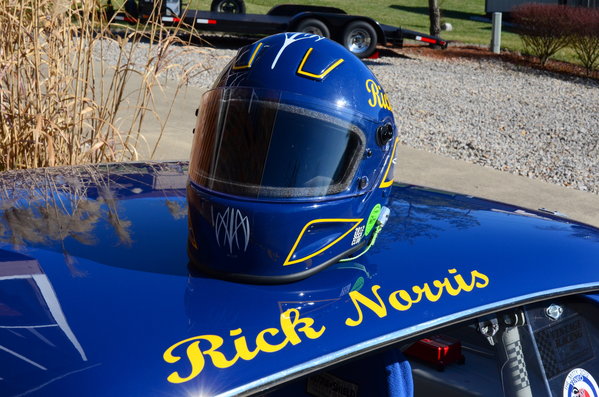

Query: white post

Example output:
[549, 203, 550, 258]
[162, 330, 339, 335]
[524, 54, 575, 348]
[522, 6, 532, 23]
[491, 12, 502, 54]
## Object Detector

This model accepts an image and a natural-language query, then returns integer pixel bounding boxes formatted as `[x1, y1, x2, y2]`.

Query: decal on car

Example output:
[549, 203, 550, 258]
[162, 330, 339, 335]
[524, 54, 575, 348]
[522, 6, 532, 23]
[163, 268, 490, 383]
[163, 308, 326, 384]
[563, 368, 599, 397]
[344, 268, 490, 326]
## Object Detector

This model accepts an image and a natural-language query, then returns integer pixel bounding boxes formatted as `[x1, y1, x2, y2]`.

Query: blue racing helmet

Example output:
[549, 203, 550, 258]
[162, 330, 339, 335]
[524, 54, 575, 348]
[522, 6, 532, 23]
[188, 33, 397, 283]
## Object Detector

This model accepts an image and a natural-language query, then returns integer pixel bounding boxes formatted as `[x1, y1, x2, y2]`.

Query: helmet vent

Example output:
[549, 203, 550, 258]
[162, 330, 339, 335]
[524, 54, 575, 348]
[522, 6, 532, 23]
[377, 123, 394, 146]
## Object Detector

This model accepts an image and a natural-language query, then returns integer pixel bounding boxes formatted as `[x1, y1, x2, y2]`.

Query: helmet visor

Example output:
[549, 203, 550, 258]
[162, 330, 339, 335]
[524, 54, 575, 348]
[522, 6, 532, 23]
[190, 88, 365, 199]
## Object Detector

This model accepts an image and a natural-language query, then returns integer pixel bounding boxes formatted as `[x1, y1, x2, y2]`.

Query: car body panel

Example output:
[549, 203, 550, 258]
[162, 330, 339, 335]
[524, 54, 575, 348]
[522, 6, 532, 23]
[0, 162, 598, 396]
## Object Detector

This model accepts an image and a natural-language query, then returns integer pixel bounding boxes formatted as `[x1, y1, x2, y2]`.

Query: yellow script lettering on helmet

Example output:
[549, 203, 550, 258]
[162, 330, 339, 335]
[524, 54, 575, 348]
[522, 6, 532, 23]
[365, 79, 392, 111]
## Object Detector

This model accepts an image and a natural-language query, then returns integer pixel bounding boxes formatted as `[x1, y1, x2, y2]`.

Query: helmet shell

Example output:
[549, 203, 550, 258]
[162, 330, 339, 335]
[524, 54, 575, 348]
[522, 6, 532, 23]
[210, 32, 394, 124]
[188, 33, 398, 283]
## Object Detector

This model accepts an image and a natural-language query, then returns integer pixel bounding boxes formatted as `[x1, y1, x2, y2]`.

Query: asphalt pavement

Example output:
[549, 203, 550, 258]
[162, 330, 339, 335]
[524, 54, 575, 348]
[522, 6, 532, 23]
[136, 76, 599, 228]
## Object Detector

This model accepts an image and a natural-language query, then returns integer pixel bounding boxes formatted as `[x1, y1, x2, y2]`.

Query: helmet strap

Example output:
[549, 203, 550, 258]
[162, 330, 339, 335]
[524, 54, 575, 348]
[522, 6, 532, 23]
[339, 223, 383, 263]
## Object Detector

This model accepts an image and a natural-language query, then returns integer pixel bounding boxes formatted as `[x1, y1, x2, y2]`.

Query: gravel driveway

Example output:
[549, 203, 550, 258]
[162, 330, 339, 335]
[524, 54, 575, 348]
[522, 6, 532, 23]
[371, 53, 598, 195]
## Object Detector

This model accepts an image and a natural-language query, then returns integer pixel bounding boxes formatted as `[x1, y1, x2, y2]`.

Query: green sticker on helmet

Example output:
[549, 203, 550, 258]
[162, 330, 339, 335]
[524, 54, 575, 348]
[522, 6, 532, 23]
[365, 204, 381, 237]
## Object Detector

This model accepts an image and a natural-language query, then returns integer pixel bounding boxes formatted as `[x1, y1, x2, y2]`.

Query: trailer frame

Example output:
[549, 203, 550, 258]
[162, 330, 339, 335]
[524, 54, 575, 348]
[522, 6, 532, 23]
[108, 1, 448, 58]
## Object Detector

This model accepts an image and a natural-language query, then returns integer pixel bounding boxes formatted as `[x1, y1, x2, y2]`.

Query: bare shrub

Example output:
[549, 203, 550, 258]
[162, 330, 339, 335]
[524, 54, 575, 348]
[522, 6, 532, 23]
[0, 0, 204, 170]
[512, 3, 572, 66]
[567, 6, 599, 76]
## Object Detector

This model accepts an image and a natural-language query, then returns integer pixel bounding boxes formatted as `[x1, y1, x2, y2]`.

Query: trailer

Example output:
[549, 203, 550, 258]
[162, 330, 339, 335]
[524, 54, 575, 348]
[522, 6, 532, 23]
[108, 0, 448, 58]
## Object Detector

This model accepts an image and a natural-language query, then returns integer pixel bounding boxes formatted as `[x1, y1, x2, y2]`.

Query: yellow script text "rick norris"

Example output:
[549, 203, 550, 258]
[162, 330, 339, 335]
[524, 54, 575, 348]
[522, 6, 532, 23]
[345, 268, 490, 326]
[163, 308, 325, 384]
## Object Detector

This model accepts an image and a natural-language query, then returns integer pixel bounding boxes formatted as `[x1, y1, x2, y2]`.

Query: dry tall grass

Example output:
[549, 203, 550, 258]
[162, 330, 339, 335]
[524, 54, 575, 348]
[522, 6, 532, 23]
[0, 0, 203, 170]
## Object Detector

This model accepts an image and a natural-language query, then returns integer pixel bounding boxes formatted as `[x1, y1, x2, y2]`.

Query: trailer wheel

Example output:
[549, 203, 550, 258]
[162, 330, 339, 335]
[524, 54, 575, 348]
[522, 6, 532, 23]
[343, 21, 378, 58]
[210, 0, 246, 14]
[296, 18, 330, 38]
[124, 0, 138, 18]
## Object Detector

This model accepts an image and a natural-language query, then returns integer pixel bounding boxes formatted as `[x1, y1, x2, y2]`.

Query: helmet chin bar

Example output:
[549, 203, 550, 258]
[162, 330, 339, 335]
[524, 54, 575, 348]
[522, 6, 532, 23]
[187, 206, 391, 284]
[188, 239, 368, 285]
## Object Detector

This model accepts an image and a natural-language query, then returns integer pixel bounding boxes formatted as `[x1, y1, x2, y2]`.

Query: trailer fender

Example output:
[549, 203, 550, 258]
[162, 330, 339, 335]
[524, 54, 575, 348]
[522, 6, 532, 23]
[291, 15, 332, 38]
[210, 0, 246, 14]
[290, 14, 385, 42]
[288, 13, 331, 33]
[268, 4, 346, 17]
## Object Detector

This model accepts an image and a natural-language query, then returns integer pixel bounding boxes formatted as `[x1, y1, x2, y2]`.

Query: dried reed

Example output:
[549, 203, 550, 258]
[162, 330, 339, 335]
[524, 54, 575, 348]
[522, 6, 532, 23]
[0, 0, 204, 170]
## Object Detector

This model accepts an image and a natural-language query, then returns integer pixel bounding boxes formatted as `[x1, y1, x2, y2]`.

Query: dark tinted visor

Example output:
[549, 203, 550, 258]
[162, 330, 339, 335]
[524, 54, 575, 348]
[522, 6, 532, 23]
[190, 88, 365, 198]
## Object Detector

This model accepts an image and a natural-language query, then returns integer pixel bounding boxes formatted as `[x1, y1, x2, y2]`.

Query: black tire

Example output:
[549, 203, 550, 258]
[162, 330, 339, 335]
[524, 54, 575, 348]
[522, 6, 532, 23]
[295, 18, 330, 38]
[124, 0, 139, 18]
[342, 21, 378, 58]
[210, 0, 246, 14]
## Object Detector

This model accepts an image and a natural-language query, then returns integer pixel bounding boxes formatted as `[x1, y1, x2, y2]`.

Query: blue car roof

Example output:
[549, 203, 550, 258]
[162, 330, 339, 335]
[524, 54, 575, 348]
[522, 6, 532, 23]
[0, 162, 598, 396]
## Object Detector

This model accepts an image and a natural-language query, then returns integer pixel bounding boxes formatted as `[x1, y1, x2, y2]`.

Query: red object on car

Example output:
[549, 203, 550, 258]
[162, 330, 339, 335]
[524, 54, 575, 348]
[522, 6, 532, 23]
[404, 334, 465, 371]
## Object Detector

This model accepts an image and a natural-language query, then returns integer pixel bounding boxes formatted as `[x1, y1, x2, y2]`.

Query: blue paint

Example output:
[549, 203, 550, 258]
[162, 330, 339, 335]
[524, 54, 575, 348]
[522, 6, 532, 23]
[0, 162, 598, 396]
[188, 34, 397, 281]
